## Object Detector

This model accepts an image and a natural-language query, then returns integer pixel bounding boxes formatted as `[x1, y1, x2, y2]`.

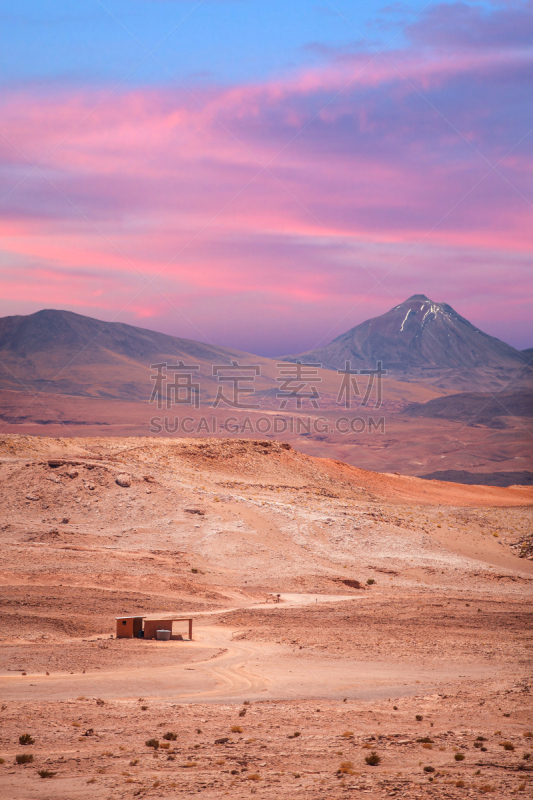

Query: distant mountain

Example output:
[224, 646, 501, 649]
[0, 309, 273, 401]
[405, 390, 533, 427]
[523, 348, 533, 364]
[419, 470, 533, 487]
[283, 295, 529, 389]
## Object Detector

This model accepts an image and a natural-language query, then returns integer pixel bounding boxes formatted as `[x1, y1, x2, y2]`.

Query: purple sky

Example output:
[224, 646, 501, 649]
[0, 1, 532, 354]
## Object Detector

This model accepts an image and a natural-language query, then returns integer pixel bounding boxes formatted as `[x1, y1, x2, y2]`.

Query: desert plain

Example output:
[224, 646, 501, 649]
[0, 433, 532, 799]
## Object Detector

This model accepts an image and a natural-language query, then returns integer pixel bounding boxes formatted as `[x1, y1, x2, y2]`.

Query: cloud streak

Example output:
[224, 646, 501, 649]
[0, 1, 532, 352]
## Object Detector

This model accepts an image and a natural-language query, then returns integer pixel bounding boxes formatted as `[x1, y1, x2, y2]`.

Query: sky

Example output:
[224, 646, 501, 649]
[0, 0, 532, 355]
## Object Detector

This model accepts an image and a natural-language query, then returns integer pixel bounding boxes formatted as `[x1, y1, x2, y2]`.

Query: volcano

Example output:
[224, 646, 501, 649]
[284, 295, 527, 386]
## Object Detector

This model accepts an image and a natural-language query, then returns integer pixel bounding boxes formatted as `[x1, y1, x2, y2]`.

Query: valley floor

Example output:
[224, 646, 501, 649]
[0, 434, 532, 798]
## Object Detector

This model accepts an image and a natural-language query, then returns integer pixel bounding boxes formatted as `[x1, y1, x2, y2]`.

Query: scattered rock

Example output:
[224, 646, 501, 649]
[67, 469, 78, 479]
[115, 473, 131, 488]
[26, 494, 39, 501]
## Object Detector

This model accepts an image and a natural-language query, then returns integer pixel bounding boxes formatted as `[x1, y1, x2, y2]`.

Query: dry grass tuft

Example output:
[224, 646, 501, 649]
[499, 741, 515, 751]
[339, 760, 355, 775]
[16, 753, 33, 764]
[18, 733, 34, 746]
[231, 725, 243, 733]
[365, 751, 381, 766]
[38, 769, 56, 778]
[247, 773, 261, 781]
[342, 731, 354, 738]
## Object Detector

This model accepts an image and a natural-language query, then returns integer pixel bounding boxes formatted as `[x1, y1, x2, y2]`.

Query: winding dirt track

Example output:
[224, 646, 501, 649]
[0, 594, 494, 705]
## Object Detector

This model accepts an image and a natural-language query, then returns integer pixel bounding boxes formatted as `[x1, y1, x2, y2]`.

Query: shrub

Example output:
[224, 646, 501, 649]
[422, 743, 433, 749]
[231, 726, 243, 733]
[365, 751, 381, 766]
[523, 731, 533, 739]
[339, 761, 355, 775]
[160, 742, 170, 750]
[247, 773, 261, 781]
[454, 753, 465, 761]
[16, 753, 33, 764]
[182, 762, 197, 768]
[416, 715, 423, 721]
[456, 779, 465, 787]
[130, 759, 139, 766]
[342, 731, 354, 738]
[0, 758, 5, 764]
[145, 739, 159, 749]
[38, 770, 56, 778]
[230, 769, 238, 774]
[162, 732, 177, 741]
[423, 766, 435, 773]
[191, 568, 198, 574]
[499, 741, 515, 751]
[366, 579, 375, 585]
[239, 708, 246, 717]
[19, 734, 34, 746]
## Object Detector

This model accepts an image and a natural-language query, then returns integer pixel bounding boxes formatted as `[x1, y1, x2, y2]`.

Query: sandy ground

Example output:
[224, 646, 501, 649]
[0, 434, 532, 798]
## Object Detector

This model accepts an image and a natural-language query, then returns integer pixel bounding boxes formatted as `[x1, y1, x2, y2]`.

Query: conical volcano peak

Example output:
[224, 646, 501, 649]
[284, 295, 526, 373]
[406, 294, 431, 302]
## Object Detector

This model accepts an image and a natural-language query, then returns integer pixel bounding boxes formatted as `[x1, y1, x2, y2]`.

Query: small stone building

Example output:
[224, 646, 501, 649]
[115, 615, 193, 640]
[115, 616, 144, 638]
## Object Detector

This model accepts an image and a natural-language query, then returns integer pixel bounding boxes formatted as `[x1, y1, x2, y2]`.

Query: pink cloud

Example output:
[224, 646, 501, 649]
[0, 2, 532, 352]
